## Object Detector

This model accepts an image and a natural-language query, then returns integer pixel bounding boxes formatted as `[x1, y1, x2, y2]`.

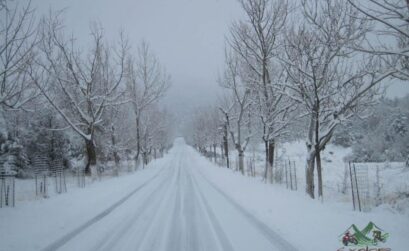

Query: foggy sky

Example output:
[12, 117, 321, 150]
[34, 0, 242, 119]
[33, 0, 408, 120]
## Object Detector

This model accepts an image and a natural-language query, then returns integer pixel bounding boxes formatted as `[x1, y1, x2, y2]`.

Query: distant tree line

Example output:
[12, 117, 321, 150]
[333, 95, 409, 165]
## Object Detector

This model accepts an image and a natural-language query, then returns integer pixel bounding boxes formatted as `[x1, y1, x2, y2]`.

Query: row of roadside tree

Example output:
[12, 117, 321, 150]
[185, 0, 409, 200]
[0, 1, 174, 178]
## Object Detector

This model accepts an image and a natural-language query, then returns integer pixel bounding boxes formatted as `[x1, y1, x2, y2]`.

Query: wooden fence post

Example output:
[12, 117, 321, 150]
[349, 162, 356, 211]
[353, 163, 362, 212]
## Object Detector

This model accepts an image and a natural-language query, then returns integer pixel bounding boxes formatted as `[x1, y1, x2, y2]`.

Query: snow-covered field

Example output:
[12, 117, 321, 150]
[236, 141, 409, 216]
[1, 139, 408, 251]
[201, 164, 409, 250]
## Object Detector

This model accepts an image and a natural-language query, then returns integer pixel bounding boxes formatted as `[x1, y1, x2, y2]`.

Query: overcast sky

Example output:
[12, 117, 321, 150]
[33, 0, 408, 119]
[34, 0, 242, 119]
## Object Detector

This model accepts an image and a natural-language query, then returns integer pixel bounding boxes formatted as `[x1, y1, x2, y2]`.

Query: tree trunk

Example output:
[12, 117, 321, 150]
[85, 139, 97, 178]
[306, 153, 315, 199]
[314, 104, 323, 200]
[268, 139, 275, 183]
[238, 150, 244, 175]
[263, 139, 269, 182]
[143, 152, 148, 166]
[406, 155, 409, 168]
[316, 148, 323, 199]
[135, 116, 141, 169]
[305, 107, 317, 199]
[111, 125, 119, 176]
[141, 151, 145, 169]
[223, 124, 230, 168]
[113, 152, 120, 176]
[213, 144, 217, 163]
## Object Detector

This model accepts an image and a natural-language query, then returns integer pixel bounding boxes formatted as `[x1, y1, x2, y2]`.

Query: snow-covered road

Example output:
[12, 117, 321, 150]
[41, 139, 297, 251]
[2, 138, 409, 250]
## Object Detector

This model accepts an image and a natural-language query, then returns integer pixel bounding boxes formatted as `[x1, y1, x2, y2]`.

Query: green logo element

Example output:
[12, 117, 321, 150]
[340, 222, 389, 247]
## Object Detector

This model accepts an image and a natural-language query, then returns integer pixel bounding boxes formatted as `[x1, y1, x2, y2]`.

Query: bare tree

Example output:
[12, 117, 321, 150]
[219, 51, 253, 174]
[347, 0, 407, 80]
[126, 41, 170, 168]
[0, 1, 39, 118]
[138, 106, 174, 166]
[281, 0, 394, 199]
[219, 102, 231, 169]
[203, 107, 222, 163]
[97, 105, 132, 176]
[149, 108, 174, 159]
[30, 15, 128, 177]
[228, 0, 296, 182]
[185, 107, 211, 154]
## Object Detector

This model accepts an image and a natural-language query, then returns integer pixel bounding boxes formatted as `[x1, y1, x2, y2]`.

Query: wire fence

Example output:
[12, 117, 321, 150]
[0, 157, 141, 209]
[0, 155, 17, 207]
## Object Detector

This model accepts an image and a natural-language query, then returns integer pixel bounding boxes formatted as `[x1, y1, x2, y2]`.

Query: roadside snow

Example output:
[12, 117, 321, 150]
[230, 140, 409, 215]
[0, 156, 168, 251]
[195, 147, 409, 251]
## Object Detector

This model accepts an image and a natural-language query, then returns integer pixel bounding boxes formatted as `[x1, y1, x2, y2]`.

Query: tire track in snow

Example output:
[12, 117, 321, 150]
[181, 157, 221, 251]
[188, 169, 235, 251]
[41, 165, 168, 251]
[183, 168, 199, 251]
[165, 161, 183, 251]
[135, 156, 183, 251]
[195, 169, 299, 251]
[94, 166, 175, 251]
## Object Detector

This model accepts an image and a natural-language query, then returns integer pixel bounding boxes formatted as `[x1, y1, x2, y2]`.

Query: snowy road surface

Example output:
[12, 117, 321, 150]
[41, 139, 297, 251]
[2, 138, 409, 251]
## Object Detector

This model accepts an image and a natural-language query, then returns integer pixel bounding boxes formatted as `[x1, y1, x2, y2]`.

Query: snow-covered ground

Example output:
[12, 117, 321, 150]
[1, 138, 408, 250]
[236, 141, 409, 215]
[0, 158, 165, 250]
[198, 145, 409, 251]
[1, 139, 296, 251]
[13, 159, 140, 203]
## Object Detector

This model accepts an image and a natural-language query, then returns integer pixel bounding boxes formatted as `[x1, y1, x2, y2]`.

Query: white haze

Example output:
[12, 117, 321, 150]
[33, 0, 242, 121]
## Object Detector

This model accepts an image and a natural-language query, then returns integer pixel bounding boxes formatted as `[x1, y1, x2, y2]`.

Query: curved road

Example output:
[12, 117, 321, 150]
[43, 139, 298, 251]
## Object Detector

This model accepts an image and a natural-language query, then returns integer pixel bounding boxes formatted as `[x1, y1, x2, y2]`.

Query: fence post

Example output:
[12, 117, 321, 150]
[0, 178, 3, 208]
[285, 161, 288, 189]
[63, 169, 67, 192]
[353, 163, 362, 212]
[12, 177, 15, 207]
[349, 162, 356, 211]
[293, 161, 297, 191]
[289, 160, 293, 190]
